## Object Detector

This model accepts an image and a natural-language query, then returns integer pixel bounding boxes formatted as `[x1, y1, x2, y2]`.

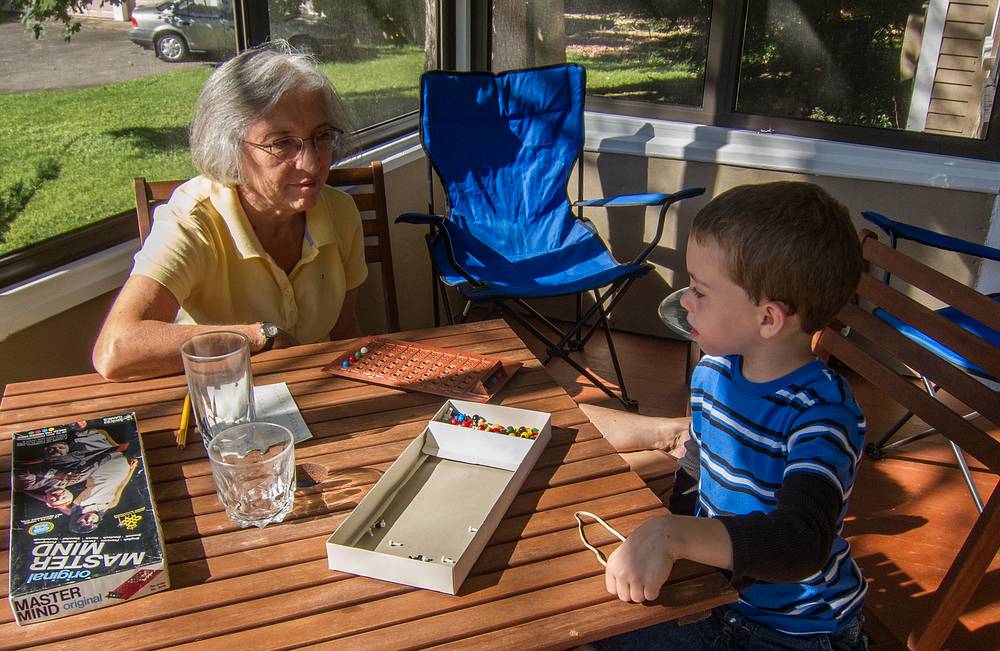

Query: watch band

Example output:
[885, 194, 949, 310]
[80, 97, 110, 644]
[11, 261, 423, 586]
[259, 322, 277, 352]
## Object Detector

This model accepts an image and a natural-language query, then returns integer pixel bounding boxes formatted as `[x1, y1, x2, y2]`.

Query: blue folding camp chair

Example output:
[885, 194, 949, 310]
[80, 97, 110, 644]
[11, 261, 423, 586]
[862, 210, 1000, 512]
[396, 64, 704, 409]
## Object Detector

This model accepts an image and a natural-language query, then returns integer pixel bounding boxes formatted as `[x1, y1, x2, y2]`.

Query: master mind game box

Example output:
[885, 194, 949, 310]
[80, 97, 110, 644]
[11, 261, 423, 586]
[8, 413, 169, 625]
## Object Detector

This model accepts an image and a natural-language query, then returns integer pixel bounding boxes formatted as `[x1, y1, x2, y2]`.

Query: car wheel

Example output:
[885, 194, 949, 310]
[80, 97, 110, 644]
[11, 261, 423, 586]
[288, 36, 321, 57]
[155, 33, 189, 62]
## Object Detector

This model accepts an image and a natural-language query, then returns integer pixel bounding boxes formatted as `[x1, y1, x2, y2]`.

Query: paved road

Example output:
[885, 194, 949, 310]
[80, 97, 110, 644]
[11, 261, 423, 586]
[0, 15, 203, 94]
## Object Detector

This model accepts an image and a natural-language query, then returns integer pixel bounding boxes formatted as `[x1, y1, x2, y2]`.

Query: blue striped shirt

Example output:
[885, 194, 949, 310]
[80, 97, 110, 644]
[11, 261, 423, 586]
[691, 354, 868, 635]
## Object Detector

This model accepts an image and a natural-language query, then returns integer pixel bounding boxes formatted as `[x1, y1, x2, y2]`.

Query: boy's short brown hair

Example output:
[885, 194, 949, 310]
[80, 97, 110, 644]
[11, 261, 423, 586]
[691, 181, 862, 333]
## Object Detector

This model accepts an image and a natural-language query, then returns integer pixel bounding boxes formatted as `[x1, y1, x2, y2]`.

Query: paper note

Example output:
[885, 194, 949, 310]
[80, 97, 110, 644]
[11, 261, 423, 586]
[253, 383, 313, 444]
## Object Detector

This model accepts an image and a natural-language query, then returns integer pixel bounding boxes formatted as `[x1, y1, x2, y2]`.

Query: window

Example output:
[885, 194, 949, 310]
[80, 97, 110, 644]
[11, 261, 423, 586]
[492, 1, 712, 107]
[737, 1, 995, 140]
[489, 1, 1000, 157]
[0, 0, 436, 287]
[263, 0, 430, 140]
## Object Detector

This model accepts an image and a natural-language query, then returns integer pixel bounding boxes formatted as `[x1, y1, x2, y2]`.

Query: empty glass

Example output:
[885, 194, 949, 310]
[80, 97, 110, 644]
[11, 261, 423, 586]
[180, 331, 255, 450]
[658, 287, 694, 339]
[208, 422, 295, 528]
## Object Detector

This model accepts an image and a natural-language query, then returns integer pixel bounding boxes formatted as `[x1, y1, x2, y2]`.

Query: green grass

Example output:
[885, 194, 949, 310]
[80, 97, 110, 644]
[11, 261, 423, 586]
[0, 46, 424, 255]
[1, 37, 699, 256]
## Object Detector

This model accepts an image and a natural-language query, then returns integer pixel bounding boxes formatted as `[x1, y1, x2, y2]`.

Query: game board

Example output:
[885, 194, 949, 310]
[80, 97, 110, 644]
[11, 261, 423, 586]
[322, 337, 522, 402]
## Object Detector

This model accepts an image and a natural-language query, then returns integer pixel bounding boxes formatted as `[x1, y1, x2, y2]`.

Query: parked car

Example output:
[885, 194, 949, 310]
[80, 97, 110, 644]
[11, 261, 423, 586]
[128, 0, 352, 62]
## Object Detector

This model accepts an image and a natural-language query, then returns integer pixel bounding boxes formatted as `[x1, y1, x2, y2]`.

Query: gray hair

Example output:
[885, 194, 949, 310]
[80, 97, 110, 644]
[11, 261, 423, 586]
[189, 41, 354, 186]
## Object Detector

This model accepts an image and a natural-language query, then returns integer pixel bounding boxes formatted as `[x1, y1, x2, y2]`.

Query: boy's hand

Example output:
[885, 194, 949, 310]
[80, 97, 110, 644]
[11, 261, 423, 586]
[605, 515, 677, 602]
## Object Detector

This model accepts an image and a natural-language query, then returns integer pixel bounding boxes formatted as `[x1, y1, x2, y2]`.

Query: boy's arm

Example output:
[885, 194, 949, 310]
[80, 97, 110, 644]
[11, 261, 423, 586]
[717, 472, 840, 582]
[606, 473, 841, 602]
[605, 513, 733, 603]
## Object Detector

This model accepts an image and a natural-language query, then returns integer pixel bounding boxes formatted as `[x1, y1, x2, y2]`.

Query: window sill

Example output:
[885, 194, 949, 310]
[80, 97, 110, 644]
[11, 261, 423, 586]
[584, 112, 1000, 194]
[1, 134, 424, 342]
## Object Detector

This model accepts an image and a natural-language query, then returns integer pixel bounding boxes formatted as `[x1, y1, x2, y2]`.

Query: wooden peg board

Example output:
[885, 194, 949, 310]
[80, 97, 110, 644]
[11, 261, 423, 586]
[322, 337, 522, 402]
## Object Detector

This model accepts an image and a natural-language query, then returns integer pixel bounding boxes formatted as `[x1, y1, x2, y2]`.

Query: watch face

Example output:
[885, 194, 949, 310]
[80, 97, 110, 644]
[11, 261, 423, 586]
[262, 323, 278, 337]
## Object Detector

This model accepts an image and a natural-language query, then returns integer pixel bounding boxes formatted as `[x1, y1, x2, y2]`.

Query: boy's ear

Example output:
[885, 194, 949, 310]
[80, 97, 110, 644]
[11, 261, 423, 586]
[758, 300, 792, 339]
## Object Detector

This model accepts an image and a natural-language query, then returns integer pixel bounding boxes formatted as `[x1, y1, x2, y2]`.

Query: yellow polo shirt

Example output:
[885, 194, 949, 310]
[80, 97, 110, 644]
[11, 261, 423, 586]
[131, 176, 368, 344]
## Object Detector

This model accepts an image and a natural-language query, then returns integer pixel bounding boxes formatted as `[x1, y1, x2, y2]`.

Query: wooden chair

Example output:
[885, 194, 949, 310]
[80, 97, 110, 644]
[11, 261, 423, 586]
[133, 160, 399, 333]
[814, 229, 1000, 651]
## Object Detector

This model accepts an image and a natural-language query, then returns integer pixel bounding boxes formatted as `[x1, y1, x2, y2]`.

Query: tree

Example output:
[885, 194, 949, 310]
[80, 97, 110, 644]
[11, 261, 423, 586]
[9, 0, 125, 39]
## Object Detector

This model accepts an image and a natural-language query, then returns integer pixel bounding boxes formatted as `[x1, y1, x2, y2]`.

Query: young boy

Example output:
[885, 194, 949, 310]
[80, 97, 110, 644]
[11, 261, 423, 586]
[592, 181, 868, 650]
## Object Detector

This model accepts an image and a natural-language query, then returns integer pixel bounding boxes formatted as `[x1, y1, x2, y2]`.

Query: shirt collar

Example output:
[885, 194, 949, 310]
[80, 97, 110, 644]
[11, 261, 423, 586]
[209, 181, 265, 260]
[208, 181, 336, 259]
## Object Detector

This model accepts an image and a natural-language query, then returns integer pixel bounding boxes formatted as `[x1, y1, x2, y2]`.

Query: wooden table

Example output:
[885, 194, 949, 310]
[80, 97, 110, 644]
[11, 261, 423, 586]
[0, 320, 735, 649]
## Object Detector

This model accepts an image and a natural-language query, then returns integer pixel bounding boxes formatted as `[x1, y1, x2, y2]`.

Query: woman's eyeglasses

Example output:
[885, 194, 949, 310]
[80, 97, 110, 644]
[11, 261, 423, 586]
[244, 128, 343, 161]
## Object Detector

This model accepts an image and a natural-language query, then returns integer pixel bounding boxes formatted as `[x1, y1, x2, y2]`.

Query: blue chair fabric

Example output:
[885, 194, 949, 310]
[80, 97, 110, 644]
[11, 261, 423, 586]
[399, 64, 705, 408]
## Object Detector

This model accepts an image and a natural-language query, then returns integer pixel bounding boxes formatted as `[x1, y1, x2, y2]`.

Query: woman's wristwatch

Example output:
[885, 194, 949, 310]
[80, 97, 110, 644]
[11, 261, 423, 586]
[258, 322, 279, 352]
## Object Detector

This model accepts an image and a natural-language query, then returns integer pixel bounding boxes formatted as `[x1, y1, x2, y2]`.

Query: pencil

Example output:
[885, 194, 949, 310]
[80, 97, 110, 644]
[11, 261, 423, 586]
[176, 393, 191, 449]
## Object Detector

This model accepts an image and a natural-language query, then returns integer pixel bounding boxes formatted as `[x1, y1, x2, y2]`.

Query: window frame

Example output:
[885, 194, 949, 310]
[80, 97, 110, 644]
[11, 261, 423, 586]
[502, 1, 1000, 162]
[5, 0, 999, 289]
[0, 0, 439, 290]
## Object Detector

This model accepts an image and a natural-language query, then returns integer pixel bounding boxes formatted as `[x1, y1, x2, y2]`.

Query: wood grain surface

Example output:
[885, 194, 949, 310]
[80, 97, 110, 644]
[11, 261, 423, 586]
[0, 320, 734, 649]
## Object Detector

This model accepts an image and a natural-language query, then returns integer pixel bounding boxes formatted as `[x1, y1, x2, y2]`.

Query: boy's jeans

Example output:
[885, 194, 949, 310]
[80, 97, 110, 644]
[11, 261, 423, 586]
[593, 606, 868, 651]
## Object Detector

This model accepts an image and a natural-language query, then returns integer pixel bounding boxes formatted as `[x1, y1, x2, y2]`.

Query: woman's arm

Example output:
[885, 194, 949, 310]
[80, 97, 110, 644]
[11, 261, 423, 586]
[328, 288, 361, 341]
[92, 275, 294, 382]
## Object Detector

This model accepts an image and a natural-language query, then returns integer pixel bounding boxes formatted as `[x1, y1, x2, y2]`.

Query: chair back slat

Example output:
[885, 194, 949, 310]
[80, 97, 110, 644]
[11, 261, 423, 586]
[827, 307, 1000, 468]
[864, 235, 1000, 329]
[326, 160, 399, 332]
[134, 177, 184, 243]
[815, 229, 1000, 651]
[856, 275, 1000, 389]
[133, 160, 400, 333]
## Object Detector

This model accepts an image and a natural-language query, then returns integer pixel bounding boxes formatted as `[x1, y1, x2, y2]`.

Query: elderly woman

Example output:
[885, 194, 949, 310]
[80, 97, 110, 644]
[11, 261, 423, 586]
[93, 45, 366, 381]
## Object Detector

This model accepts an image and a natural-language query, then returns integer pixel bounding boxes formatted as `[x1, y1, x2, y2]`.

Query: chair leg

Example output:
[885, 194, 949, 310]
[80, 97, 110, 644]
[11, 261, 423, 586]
[567, 294, 584, 351]
[869, 376, 985, 512]
[594, 293, 637, 411]
[865, 410, 917, 460]
[498, 303, 637, 410]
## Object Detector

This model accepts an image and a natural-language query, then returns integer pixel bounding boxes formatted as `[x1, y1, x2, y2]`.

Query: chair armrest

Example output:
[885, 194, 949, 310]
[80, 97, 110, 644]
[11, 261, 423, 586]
[395, 212, 445, 226]
[863, 211, 1000, 262]
[573, 187, 706, 209]
[574, 193, 668, 208]
[396, 212, 485, 289]
[626, 188, 705, 264]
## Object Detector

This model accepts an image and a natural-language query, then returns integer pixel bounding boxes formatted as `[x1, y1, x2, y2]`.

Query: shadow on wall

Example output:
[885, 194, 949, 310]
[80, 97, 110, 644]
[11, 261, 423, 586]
[583, 122, 723, 336]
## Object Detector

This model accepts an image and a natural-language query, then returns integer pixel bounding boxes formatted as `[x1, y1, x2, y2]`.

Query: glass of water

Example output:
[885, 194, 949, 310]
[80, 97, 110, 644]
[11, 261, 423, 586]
[180, 331, 255, 450]
[207, 422, 295, 528]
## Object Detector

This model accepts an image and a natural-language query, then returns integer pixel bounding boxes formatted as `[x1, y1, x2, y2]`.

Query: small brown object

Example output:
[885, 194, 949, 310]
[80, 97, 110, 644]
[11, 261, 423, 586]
[295, 462, 329, 488]
[322, 337, 522, 402]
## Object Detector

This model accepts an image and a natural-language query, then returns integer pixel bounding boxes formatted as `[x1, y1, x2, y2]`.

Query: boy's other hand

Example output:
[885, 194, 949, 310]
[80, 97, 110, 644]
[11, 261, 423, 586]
[605, 515, 677, 602]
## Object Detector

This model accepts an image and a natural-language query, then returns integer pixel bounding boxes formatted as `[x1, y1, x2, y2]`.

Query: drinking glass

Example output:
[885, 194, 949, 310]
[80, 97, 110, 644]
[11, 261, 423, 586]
[180, 331, 255, 450]
[208, 422, 295, 528]
[658, 287, 694, 339]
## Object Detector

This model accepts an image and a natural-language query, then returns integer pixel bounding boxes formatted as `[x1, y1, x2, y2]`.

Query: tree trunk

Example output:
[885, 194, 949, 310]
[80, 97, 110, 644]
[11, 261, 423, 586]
[492, 0, 565, 72]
